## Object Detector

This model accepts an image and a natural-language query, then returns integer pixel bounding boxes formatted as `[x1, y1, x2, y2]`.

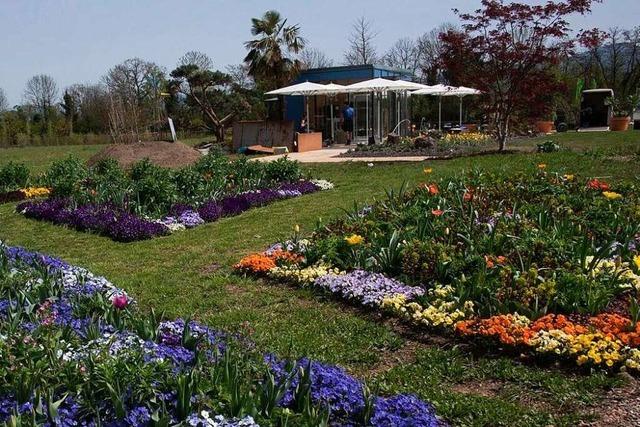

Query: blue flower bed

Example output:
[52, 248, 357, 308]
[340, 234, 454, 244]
[0, 243, 446, 426]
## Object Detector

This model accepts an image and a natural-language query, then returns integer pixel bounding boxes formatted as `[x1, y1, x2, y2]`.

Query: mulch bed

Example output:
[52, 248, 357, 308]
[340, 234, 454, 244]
[87, 141, 202, 169]
[0, 191, 25, 204]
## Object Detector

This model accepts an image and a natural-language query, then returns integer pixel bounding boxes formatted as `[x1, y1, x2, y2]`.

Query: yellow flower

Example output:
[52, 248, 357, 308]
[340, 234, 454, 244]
[423, 168, 433, 175]
[537, 163, 547, 169]
[344, 234, 364, 245]
[563, 174, 575, 181]
[633, 255, 640, 271]
[602, 191, 623, 200]
[294, 224, 300, 233]
[19, 187, 51, 199]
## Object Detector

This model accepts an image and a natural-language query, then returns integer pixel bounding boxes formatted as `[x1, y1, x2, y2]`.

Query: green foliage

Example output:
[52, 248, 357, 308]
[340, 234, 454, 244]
[537, 140, 561, 153]
[0, 161, 29, 192]
[264, 157, 303, 183]
[129, 159, 177, 216]
[45, 156, 87, 199]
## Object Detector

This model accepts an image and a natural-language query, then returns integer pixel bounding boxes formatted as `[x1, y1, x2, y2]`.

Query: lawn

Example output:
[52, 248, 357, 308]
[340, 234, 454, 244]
[1, 131, 640, 425]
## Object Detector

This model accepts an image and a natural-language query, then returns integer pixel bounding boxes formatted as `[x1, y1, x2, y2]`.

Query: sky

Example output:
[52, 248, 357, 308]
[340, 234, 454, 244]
[1, 0, 639, 105]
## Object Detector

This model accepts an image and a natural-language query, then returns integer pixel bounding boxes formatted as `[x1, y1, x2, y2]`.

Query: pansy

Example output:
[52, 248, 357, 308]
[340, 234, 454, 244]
[345, 234, 364, 245]
[602, 191, 623, 200]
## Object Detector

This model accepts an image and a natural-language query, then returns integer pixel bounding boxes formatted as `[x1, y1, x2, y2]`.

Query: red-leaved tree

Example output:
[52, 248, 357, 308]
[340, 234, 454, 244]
[440, 0, 601, 150]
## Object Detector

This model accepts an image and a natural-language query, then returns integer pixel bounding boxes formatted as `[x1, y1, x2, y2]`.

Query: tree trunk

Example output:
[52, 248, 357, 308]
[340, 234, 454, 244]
[496, 113, 509, 151]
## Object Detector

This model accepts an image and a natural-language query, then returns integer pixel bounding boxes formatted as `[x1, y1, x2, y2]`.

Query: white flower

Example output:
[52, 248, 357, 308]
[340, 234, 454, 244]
[310, 179, 334, 190]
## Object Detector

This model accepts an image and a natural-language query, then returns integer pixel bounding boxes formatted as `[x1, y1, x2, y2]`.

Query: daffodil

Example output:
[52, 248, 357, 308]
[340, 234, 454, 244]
[423, 167, 433, 174]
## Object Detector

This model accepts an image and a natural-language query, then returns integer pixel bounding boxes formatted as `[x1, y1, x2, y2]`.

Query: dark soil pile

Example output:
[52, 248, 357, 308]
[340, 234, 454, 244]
[88, 141, 202, 169]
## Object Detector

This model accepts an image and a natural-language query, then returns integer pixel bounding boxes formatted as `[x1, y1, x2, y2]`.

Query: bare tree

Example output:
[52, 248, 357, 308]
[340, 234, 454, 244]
[416, 23, 455, 83]
[577, 26, 640, 98]
[103, 58, 166, 142]
[65, 83, 110, 133]
[300, 47, 334, 69]
[0, 88, 8, 112]
[178, 51, 214, 70]
[226, 64, 255, 90]
[344, 17, 379, 65]
[383, 38, 419, 75]
[0, 88, 8, 144]
[103, 58, 164, 107]
[24, 74, 58, 120]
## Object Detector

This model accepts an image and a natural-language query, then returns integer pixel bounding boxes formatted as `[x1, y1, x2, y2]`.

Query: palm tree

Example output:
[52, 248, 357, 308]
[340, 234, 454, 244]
[244, 10, 306, 90]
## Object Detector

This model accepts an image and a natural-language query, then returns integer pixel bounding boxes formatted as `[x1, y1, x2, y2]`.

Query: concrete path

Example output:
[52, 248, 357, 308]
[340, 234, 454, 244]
[255, 147, 430, 163]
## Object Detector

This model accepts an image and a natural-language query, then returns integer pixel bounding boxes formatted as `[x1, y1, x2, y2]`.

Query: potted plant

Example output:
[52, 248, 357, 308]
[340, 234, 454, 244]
[535, 110, 556, 134]
[606, 94, 640, 131]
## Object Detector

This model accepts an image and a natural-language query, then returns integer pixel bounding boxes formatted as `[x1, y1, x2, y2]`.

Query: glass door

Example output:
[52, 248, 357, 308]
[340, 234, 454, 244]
[353, 93, 370, 144]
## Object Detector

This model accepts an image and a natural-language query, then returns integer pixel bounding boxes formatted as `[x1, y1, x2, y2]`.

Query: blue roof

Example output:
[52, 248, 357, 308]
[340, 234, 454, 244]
[294, 64, 414, 84]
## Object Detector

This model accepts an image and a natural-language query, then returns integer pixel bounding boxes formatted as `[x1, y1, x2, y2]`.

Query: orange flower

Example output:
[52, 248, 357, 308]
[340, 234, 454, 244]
[234, 254, 276, 274]
[456, 315, 533, 346]
[496, 256, 508, 265]
[234, 250, 301, 275]
[485, 255, 495, 269]
[431, 209, 444, 216]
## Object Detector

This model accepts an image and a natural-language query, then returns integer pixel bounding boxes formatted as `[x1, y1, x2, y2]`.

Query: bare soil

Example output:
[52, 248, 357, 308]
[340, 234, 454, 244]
[88, 141, 202, 169]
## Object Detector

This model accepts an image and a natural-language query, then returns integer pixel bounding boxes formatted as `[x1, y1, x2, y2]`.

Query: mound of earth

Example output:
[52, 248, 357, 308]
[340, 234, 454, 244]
[88, 141, 202, 169]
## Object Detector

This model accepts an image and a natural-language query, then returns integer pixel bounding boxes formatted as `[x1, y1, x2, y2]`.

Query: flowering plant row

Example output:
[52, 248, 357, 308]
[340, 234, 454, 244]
[236, 169, 640, 372]
[17, 180, 331, 242]
[0, 242, 445, 426]
[0, 187, 50, 204]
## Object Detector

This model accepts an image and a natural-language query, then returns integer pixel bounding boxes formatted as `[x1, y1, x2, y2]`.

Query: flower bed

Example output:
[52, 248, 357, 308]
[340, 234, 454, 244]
[14, 153, 333, 242]
[0, 187, 50, 204]
[236, 169, 640, 372]
[339, 132, 496, 158]
[0, 242, 445, 426]
[18, 180, 331, 242]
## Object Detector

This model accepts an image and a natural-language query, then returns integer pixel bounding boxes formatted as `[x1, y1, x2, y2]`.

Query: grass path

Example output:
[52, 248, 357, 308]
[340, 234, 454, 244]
[1, 133, 640, 425]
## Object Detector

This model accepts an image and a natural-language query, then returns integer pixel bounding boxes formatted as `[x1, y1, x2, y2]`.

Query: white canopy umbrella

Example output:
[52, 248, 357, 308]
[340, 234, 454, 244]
[266, 81, 329, 133]
[344, 77, 427, 93]
[412, 85, 456, 131]
[344, 78, 428, 141]
[412, 85, 481, 130]
[441, 86, 482, 127]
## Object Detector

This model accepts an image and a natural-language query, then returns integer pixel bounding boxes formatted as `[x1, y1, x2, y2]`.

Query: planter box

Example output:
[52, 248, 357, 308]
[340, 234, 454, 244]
[295, 132, 323, 152]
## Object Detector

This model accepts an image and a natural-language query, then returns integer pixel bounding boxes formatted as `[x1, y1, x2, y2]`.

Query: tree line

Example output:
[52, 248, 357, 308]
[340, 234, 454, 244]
[1, 4, 638, 147]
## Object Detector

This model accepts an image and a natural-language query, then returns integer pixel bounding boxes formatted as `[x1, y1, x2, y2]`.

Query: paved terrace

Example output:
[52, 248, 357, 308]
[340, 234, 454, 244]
[255, 147, 430, 163]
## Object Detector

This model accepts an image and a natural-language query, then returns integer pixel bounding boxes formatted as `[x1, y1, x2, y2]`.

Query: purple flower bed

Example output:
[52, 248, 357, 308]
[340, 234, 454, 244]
[16, 181, 323, 243]
[314, 270, 425, 307]
[17, 198, 168, 242]
[0, 243, 446, 426]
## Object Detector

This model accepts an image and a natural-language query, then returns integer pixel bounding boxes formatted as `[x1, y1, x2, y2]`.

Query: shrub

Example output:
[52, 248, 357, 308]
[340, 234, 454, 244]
[264, 157, 303, 183]
[45, 155, 88, 199]
[0, 161, 29, 192]
[129, 159, 177, 216]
